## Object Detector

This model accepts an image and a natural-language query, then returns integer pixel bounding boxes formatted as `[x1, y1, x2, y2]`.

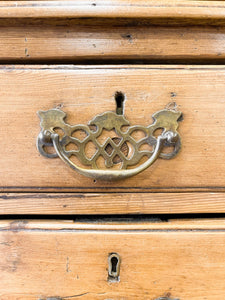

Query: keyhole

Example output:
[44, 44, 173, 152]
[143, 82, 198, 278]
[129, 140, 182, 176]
[108, 253, 121, 282]
[115, 91, 125, 115]
[111, 256, 118, 273]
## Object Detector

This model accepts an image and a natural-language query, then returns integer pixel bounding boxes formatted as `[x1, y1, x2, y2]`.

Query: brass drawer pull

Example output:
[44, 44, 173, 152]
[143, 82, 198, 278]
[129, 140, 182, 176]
[37, 97, 182, 181]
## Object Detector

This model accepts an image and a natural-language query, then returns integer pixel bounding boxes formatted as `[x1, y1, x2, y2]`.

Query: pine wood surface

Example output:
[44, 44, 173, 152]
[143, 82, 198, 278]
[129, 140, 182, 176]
[1, 192, 225, 215]
[1, 219, 225, 299]
[0, 65, 225, 193]
[1, 23, 225, 62]
[1, 2, 224, 298]
[1, 1, 225, 21]
[2, 219, 225, 230]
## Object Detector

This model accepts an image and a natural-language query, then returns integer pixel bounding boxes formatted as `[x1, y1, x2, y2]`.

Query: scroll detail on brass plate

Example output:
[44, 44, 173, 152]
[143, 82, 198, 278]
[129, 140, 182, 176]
[37, 97, 182, 180]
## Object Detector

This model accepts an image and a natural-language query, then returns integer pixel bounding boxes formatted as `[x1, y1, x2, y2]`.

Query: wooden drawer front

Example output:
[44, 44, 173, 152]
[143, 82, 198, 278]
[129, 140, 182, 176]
[2, 21, 225, 63]
[1, 220, 225, 299]
[0, 65, 225, 193]
[1, 1, 225, 63]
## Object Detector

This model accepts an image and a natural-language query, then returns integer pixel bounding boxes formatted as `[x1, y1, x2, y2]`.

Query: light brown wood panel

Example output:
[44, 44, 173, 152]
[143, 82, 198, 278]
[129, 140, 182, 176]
[2, 219, 225, 230]
[1, 0, 225, 21]
[1, 192, 225, 215]
[1, 24, 225, 61]
[1, 65, 225, 192]
[1, 220, 225, 299]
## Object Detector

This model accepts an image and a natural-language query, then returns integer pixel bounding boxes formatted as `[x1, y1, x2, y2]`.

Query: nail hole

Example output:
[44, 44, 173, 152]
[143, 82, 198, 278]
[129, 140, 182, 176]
[115, 91, 125, 115]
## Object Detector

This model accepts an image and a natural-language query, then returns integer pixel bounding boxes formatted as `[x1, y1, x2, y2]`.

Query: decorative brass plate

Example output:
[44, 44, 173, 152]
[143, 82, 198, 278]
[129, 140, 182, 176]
[37, 100, 182, 180]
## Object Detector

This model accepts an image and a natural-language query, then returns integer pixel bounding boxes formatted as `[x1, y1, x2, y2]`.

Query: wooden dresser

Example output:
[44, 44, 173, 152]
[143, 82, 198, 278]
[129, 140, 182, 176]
[1, 1, 225, 299]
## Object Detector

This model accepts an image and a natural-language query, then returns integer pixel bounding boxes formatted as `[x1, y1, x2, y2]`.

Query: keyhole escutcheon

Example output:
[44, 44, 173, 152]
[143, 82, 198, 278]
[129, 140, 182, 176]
[108, 253, 121, 282]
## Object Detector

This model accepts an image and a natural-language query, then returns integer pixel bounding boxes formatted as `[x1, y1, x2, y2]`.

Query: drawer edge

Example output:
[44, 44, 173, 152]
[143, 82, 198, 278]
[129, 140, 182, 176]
[1, 192, 225, 215]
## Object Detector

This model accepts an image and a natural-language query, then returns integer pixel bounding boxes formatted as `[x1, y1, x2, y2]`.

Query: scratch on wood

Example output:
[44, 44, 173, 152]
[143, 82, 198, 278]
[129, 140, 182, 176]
[66, 257, 71, 273]
[0, 241, 13, 246]
[63, 293, 89, 298]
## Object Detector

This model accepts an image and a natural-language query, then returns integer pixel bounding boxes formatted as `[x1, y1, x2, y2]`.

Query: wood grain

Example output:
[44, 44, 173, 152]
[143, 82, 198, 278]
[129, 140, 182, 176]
[2, 219, 225, 230]
[1, 0, 225, 21]
[1, 24, 225, 62]
[1, 220, 225, 299]
[1, 65, 225, 192]
[1, 192, 225, 215]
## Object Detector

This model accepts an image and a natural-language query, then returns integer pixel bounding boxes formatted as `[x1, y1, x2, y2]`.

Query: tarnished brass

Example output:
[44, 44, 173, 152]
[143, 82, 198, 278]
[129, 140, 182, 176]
[37, 102, 182, 180]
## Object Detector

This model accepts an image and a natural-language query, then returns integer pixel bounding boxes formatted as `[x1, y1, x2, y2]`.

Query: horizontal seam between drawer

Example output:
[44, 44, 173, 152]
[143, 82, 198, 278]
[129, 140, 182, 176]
[1, 229, 225, 232]
[2, 186, 225, 191]
[2, 66, 225, 71]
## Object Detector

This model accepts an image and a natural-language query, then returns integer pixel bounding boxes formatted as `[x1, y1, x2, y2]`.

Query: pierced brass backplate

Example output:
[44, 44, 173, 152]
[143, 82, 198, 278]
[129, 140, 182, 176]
[37, 101, 182, 181]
